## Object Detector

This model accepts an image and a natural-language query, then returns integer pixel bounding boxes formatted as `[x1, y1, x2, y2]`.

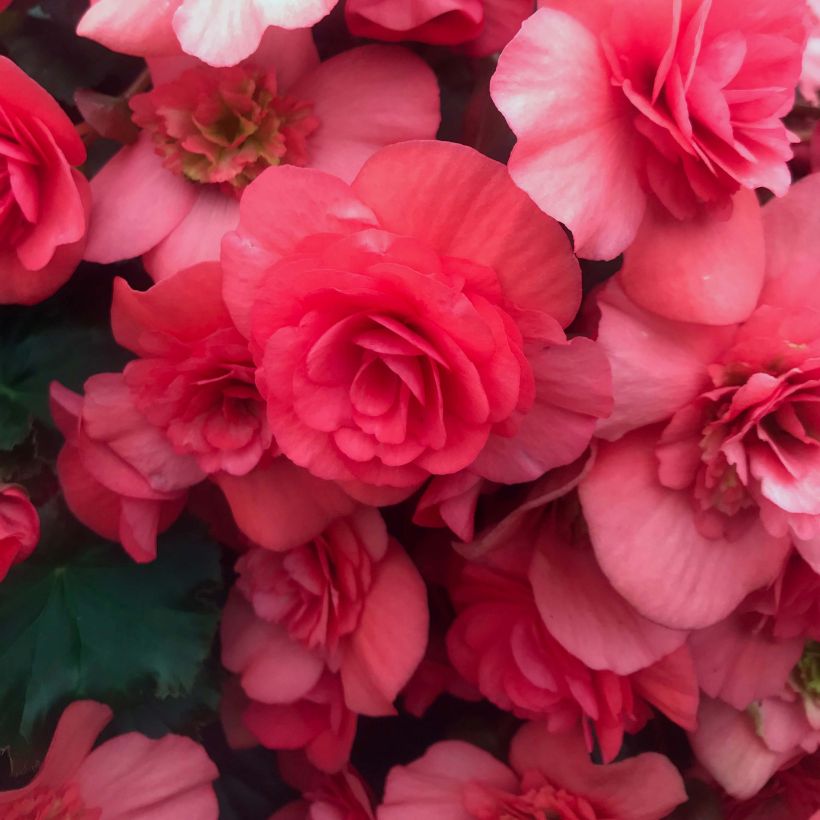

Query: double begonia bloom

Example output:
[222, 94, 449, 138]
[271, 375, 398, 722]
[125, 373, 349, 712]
[491, 0, 808, 263]
[0, 58, 89, 305]
[221, 507, 428, 770]
[0, 484, 39, 581]
[447, 561, 697, 762]
[378, 721, 687, 820]
[84, 34, 440, 281]
[345, 0, 533, 56]
[222, 140, 610, 498]
[111, 262, 272, 476]
[579, 173, 820, 631]
[78, 0, 337, 67]
[50, 374, 204, 562]
[0, 700, 219, 818]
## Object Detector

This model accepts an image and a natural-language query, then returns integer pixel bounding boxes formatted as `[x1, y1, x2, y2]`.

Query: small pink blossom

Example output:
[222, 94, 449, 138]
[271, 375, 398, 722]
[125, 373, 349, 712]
[0, 484, 39, 581]
[50, 374, 204, 562]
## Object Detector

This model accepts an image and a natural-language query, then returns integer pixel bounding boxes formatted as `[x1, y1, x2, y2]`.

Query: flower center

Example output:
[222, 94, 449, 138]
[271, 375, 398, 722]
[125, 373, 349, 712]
[4, 784, 98, 820]
[130, 65, 319, 189]
[795, 641, 820, 698]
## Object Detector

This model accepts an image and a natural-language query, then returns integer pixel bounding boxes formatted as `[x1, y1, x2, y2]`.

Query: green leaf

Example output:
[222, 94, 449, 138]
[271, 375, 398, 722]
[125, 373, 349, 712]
[0, 522, 222, 767]
[0, 306, 129, 451]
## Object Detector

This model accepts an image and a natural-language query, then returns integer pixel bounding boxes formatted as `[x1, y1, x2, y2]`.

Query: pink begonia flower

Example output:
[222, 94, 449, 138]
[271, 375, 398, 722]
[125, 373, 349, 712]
[270, 754, 374, 820]
[0, 484, 39, 581]
[802, 0, 820, 101]
[231, 506, 428, 714]
[447, 559, 697, 763]
[0, 484, 40, 581]
[412, 470, 490, 542]
[78, 0, 337, 67]
[0, 700, 219, 818]
[722, 752, 820, 818]
[345, 0, 533, 56]
[84, 32, 440, 280]
[491, 1, 807, 322]
[221, 593, 358, 772]
[0, 58, 89, 305]
[0, 1, 11, 10]
[221, 508, 427, 769]
[111, 262, 273, 477]
[579, 173, 820, 630]
[50, 374, 204, 562]
[221, 140, 610, 500]
[378, 721, 687, 820]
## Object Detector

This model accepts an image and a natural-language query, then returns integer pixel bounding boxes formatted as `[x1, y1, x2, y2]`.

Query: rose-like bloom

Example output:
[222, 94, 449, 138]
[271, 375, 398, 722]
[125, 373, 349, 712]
[579, 173, 820, 631]
[111, 262, 272, 476]
[0, 484, 38, 581]
[50, 374, 204, 562]
[0, 700, 218, 818]
[345, 0, 533, 56]
[228, 506, 429, 716]
[84, 34, 440, 281]
[221, 140, 610, 498]
[0, 58, 89, 305]
[270, 755, 374, 820]
[722, 753, 820, 818]
[78, 0, 337, 66]
[378, 722, 687, 820]
[492, 0, 808, 264]
[221, 594, 358, 772]
[447, 560, 697, 762]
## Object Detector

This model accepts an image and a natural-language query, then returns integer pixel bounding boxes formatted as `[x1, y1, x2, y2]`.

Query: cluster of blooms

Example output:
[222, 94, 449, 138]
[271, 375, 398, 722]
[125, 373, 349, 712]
[1, 0, 820, 818]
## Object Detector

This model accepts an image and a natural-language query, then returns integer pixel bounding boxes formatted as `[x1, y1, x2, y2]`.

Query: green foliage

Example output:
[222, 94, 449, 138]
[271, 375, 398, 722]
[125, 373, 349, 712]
[0, 517, 222, 770]
[0, 306, 129, 451]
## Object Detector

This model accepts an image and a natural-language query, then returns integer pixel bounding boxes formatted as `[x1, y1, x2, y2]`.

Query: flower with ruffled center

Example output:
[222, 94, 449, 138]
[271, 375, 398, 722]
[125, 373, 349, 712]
[235, 507, 385, 658]
[130, 64, 319, 190]
[657, 305, 820, 542]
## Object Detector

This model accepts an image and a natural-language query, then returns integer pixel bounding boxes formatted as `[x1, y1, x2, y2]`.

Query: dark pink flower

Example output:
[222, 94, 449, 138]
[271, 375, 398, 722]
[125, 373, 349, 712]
[580, 174, 820, 630]
[50, 374, 204, 562]
[378, 722, 687, 820]
[492, 0, 808, 265]
[84, 35, 440, 280]
[0, 701, 219, 818]
[0, 484, 38, 581]
[78, 0, 338, 67]
[233, 506, 429, 714]
[221, 591, 358, 772]
[222, 140, 610, 499]
[345, 0, 533, 56]
[0, 58, 89, 305]
[447, 560, 697, 762]
[111, 262, 272, 476]
[221, 508, 428, 768]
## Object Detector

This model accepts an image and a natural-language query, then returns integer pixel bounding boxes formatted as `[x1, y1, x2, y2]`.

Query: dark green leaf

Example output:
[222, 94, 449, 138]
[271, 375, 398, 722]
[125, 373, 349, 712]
[0, 307, 129, 451]
[0, 523, 222, 768]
